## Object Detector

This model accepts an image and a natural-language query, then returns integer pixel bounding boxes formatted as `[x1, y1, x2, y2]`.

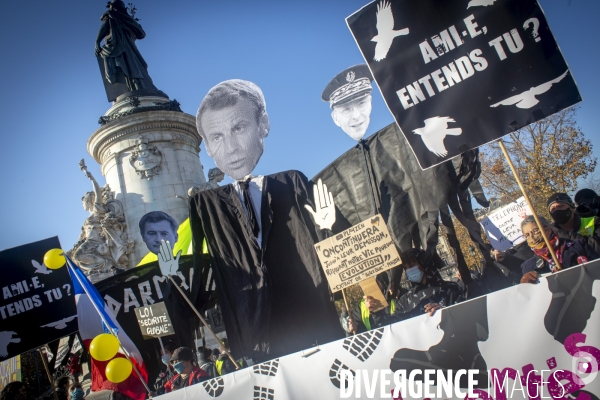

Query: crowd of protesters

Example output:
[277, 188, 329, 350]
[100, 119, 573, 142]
[339, 188, 600, 335]
[6, 190, 599, 399]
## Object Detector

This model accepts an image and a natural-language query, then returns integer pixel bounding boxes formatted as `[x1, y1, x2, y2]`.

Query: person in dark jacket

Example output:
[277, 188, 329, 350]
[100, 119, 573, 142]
[197, 347, 218, 379]
[574, 188, 600, 218]
[360, 249, 460, 327]
[547, 193, 600, 254]
[163, 347, 209, 393]
[519, 215, 599, 284]
[153, 341, 177, 392]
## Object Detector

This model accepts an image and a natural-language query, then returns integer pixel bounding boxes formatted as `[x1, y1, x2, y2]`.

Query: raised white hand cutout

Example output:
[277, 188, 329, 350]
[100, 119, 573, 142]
[305, 179, 336, 231]
[158, 240, 181, 276]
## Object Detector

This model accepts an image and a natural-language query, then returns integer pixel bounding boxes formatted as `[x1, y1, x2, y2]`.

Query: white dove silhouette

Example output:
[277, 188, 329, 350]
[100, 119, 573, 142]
[467, 0, 497, 8]
[31, 259, 52, 275]
[371, 1, 409, 62]
[413, 117, 463, 158]
[491, 70, 569, 109]
[0, 331, 21, 358]
[41, 315, 77, 330]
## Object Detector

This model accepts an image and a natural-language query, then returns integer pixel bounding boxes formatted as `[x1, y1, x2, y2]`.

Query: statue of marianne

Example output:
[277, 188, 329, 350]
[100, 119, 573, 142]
[95, 0, 166, 102]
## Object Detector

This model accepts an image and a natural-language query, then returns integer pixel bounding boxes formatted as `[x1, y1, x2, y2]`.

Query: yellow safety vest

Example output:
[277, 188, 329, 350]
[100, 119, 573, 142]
[359, 299, 395, 331]
[579, 217, 596, 237]
[215, 359, 224, 375]
[215, 358, 243, 375]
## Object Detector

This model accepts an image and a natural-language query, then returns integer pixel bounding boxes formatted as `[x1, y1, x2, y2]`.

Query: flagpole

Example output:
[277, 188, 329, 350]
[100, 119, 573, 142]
[37, 348, 60, 400]
[66, 259, 154, 397]
[497, 139, 562, 269]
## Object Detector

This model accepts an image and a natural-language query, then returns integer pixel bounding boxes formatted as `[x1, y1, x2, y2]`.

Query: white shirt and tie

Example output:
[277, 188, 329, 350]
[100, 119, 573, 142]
[232, 175, 264, 248]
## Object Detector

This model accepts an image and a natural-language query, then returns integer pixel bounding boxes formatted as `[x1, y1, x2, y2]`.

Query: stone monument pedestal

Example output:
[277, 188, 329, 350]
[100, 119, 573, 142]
[87, 96, 206, 267]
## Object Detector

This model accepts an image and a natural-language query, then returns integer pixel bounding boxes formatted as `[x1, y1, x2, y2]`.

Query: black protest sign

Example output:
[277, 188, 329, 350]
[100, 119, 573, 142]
[134, 302, 174, 339]
[347, 0, 581, 170]
[94, 256, 208, 384]
[0, 237, 77, 361]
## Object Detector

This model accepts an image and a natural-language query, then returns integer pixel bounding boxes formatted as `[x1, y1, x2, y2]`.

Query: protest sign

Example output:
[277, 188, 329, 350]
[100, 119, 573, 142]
[134, 302, 174, 339]
[347, 0, 581, 169]
[154, 261, 600, 400]
[480, 196, 531, 251]
[0, 237, 77, 361]
[95, 256, 205, 383]
[0, 355, 20, 390]
[314, 214, 401, 292]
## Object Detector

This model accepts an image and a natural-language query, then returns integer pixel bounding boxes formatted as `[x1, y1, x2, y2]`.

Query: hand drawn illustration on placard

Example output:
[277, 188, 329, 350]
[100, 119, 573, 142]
[31, 260, 52, 275]
[467, 0, 497, 9]
[40, 316, 77, 330]
[491, 70, 569, 109]
[371, 1, 409, 62]
[413, 116, 463, 157]
[0, 332, 20, 358]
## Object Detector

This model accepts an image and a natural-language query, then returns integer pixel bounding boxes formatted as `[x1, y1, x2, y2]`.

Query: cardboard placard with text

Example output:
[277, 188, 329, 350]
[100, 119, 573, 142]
[314, 214, 401, 292]
[480, 196, 532, 251]
[134, 302, 175, 339]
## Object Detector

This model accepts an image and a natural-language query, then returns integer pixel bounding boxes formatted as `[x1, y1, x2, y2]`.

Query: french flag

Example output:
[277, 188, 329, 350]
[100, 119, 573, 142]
[67, 257, 148, 400]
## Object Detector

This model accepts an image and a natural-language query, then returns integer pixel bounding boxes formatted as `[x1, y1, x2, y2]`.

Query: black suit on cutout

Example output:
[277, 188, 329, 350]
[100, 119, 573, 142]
[190, 170, 344, 361]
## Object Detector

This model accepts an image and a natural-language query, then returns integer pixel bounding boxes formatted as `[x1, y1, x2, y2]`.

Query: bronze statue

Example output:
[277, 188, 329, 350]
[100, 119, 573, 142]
[95, 0, 167, 102]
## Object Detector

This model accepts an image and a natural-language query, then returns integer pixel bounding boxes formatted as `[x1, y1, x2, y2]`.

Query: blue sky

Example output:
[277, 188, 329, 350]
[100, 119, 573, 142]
[0, 0, 598, 251]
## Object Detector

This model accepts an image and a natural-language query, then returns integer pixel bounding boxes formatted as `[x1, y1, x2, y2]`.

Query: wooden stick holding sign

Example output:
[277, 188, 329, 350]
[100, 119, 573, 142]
[498, 139, 562, 269]
[157, 240, 240, 370]
[38, 348, 60, 400]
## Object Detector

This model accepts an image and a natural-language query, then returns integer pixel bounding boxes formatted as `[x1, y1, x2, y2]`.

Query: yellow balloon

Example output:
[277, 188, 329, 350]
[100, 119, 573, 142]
[89, 334, 120, 361]
[105, 358, 132, 383]
[44, 248, 66, 270]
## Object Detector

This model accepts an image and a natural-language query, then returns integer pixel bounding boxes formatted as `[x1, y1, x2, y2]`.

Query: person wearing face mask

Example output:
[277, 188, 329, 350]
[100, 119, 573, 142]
[547, 192, 600, 254]
[163, 347, 209, 393]
[575, 188, 600, 218]
[68, 383, 84, 400]
[519, 215, 598, 284]
[154, 342, 177, 393]
[361, 250, 461, 327]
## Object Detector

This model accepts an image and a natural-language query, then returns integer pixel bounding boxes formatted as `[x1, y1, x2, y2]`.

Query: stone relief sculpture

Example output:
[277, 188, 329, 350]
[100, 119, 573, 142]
[69, 160, 135, 280]
[130, 136, 162, 179]
[187, 167, 225, 196]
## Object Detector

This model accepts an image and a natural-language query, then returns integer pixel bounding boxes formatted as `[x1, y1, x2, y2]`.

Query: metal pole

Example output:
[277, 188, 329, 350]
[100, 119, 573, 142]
[497, 139, 562, 269]
[167, 275, 240, 370]
[37, 348, 60, 400]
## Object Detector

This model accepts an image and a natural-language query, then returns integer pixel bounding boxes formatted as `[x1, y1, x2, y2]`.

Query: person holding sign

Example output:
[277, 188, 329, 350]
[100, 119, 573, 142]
[346, 272, 403, 334]
[355, 249, 461, 328]
[520, 215, 598, 283]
